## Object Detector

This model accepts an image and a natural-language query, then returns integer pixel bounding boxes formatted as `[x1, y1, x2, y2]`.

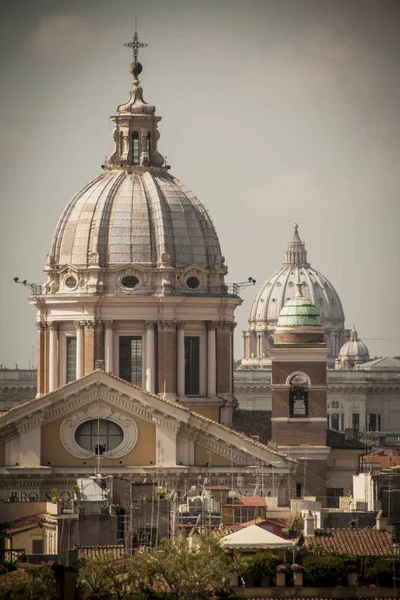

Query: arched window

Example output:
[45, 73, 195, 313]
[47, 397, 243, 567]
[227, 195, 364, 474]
[146, 132, 151, 159]
[289, 373, 308, 417]
[132, 131, 139, 164]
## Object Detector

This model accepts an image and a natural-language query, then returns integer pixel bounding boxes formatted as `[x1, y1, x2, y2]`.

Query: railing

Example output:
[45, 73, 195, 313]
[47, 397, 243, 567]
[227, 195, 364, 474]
[0, 549, 25, 562]
[0, 369, 37, 382]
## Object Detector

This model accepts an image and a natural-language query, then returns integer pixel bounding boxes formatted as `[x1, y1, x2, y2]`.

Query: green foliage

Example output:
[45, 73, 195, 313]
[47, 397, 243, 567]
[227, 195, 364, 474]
[0, 561, 17, 575]
[50, 487, 63, 504]
[301, 554, 346, 587]
[0, 563, 56, 600]
[240, 553, 280, 585]
[233, 360, 241, 369]
[145, 534, 237, 600]
[365, 557, 400, 587]
[71, 484, 83, 501]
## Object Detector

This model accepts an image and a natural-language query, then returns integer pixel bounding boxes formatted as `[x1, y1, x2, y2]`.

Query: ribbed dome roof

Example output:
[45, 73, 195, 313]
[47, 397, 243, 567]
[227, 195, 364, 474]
[339, 328, 369, 363]
[249, 225, 345, 325]
[46, 56, 223, 272]
[48, 169, 222, 269]
[277, 285, 322, 327]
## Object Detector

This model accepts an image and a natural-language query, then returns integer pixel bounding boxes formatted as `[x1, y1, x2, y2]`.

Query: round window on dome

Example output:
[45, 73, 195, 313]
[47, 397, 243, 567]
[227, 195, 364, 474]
[121, 275, 140, 289]
[65, 276, 77, 289]
[186, 276, 200, 290]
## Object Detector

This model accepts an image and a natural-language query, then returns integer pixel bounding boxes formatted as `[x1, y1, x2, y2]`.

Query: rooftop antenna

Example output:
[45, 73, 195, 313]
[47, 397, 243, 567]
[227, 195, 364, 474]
[229, 276, 256, 295]
[13, 277, 42, 296]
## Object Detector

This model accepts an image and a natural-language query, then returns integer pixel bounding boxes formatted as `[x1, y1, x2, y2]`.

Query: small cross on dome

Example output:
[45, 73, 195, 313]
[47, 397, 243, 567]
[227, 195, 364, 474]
[124, 28, 148, 62]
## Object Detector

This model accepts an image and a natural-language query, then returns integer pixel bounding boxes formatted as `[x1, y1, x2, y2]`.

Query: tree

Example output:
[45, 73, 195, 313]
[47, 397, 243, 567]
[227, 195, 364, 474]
[145, 534, 238, 600]
[0, 563, 56, 600]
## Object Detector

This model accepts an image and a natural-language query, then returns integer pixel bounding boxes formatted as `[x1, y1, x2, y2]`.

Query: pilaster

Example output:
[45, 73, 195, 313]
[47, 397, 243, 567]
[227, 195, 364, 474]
[177, 321, 185, 398]
[157, 320, 177, 399]
[36, 322, 46, 397]
[48, 321, 59, 393]
[104, 321, 115, 374]
[145, 321, 156, 393]
[206, 321, 217, 397]
[75, 321, 85, 379]
[84, 321, 95, 375]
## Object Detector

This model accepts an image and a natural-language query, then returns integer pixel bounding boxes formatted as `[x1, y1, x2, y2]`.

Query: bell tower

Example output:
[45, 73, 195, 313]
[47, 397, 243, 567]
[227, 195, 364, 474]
[270, 282, 330, 504]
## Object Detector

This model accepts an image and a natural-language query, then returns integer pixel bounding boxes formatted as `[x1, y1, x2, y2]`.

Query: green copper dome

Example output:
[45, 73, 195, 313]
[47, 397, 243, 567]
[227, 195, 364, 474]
[277, 284, 322, 327]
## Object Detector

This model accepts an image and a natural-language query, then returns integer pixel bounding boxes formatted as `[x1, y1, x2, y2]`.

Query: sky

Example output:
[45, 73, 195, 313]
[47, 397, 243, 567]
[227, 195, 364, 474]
[1, 0, 400, 367]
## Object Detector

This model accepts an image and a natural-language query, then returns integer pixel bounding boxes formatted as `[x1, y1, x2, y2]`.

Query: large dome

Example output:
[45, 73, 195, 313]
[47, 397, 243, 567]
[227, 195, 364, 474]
[42, 58, 227, 297]
[48, 169, 222, 269]
[241, 224, 348, 365]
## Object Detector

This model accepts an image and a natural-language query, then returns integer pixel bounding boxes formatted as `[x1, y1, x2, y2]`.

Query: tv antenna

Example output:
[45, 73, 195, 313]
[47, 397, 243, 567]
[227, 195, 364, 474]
[13, 277, 42, 296]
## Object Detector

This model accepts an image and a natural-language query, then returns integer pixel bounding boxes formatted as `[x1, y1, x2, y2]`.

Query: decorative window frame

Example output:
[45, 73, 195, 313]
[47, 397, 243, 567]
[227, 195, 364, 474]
[60, 267, 82, 292]
[115, 267, 145, 291]
[60, 403, 138, 459]
[181, 267, 204, 292]
[285, 371, 311, 386]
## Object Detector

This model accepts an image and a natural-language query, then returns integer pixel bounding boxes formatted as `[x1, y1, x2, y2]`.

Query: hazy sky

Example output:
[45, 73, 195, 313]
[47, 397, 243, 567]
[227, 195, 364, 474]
[1, 0, 399, 367]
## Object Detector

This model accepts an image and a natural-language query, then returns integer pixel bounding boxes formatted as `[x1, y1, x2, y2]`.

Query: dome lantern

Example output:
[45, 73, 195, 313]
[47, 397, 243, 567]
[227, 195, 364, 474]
[107, 31, 164, 168]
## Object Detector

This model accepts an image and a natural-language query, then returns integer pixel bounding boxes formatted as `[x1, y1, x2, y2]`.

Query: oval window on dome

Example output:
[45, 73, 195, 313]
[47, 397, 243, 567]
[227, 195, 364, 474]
[75, 419, 123, 455]
[65, 276, 77, 289]
[121, 276, 140, 289]
[186, 276, 200, 290]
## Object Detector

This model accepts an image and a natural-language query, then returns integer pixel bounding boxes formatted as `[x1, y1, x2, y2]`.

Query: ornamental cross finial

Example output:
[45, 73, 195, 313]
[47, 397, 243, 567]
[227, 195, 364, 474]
[124, 27, 148, 62]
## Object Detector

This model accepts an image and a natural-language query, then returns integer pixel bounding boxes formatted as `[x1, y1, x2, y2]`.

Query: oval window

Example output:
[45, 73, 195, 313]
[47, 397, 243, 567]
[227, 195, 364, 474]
[186, 276, 200, 290]
[121, 275, 139, 289]
[65, 276, 77, 289]
[75, 419, 123, 455]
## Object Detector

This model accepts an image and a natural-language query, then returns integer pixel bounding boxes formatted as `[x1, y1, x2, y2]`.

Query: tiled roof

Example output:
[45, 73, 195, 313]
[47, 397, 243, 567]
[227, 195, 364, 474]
[304, 528, 396, 557]
[232, 410, 271, 445]
[222, 496, 268, 507]
[204, 485, 230, 490]
[327, 429, 366, 449]
[73, 544, 126, 560]
[0, 513, 45, 533]
[363, 454, 400, 469]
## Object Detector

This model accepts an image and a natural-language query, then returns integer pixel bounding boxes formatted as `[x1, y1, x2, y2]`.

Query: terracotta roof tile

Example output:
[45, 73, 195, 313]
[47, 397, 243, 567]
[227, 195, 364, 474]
[304, 528, 396, 557]
[74, 544, 126, 560]
[0, 513, 45, 533]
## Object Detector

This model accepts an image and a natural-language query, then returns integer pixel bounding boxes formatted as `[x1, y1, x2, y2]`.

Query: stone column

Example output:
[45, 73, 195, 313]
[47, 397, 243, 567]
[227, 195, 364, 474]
[84, 321, 95, 375]
[48, 322, 59, 392]
[36, 322, 45, 397]
[104, 321, 115, 374]
[157, 320, 177, 398]
[94, 320, 104, 363]
[242, 331, 247, 359]
[257, 332, 263, 357]
[206, 321, 217, 397]
[217, 321, 233, 394]
[44, 324, 49, 394]
[75, 321, 85, 379]
[177, 321, 186, 398]
[145, 321, 156, 393]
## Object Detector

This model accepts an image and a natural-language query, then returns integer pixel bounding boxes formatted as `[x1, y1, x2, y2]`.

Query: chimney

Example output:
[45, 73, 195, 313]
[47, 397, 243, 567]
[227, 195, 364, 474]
[304, 509, 315, 537]
[376, 509, 388, 531]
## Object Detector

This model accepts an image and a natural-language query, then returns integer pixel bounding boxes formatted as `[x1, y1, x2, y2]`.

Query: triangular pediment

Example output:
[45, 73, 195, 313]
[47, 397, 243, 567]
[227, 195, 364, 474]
[0, 371, 294, 470]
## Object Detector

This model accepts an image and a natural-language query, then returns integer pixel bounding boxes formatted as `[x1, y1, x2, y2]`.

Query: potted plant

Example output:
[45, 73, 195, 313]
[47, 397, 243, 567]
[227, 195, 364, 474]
[291, 564, 304, 587]
[347, 563, 359, 587]
[276, 563, 287, 587]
